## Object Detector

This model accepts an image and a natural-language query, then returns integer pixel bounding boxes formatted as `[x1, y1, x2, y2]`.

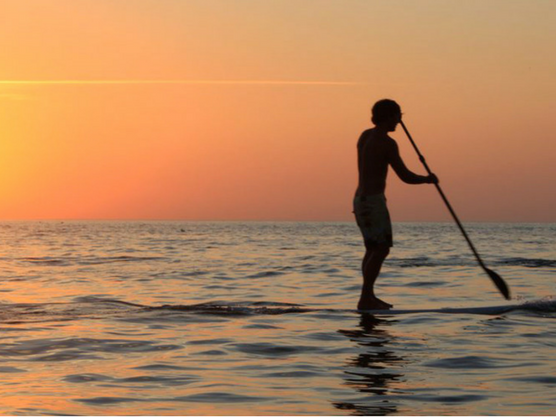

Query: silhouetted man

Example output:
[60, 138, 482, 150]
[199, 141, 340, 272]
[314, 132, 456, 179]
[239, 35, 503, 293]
[354, 99, 437, 310]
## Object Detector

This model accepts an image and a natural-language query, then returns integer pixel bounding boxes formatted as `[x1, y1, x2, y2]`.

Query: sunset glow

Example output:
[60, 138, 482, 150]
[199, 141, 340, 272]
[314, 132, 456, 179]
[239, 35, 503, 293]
[1, 0, 554, 221]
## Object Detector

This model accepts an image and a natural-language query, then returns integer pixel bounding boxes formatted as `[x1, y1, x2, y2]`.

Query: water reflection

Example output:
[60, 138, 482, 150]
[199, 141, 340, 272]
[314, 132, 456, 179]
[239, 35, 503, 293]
[334, 314, 405, 416]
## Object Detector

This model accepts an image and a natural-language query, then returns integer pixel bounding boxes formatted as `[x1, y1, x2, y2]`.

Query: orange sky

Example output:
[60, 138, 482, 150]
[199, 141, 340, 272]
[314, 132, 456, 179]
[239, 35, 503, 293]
[0, 0, 554, 221]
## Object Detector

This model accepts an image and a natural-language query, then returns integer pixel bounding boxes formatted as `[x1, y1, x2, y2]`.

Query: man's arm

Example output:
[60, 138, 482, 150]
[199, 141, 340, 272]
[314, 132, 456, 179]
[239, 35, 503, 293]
[389, 140, 436, 184]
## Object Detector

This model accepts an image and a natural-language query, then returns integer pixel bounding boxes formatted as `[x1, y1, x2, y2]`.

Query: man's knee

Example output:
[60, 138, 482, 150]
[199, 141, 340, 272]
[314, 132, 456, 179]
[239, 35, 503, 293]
[375, 245, 390, 258]
[365, 242, 390, 258]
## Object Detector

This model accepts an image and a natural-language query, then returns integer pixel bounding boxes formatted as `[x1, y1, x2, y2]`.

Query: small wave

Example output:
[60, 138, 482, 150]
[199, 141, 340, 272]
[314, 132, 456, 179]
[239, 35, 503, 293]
[148, 301, 312, 316]
[388, 256, 556, 269]
[507, 376, 556, 385]
[246, 271, 285, 279]
[0, 298, 312, 323]
[0, 298, 143, 324]
[388, 256, 475, 268]
[1, 297, 555, 324]
[425, 355, 507, 369]
[389, 257, 438, 268]
[171, 392, 271, 403]
[405, 281, 447, 288]
[19, 257, 70, 266]
[76, 392, 272, 406]
[64, 373, 197, 386]
[18, 255, 167, 267]
[231, 342, 322, 357]
[495, 257, 556, 268]
[0, 337, 182, 361]
[14, 255, 554, 269]
[77, 397, 143, 405]
[520, 296, 556, 313]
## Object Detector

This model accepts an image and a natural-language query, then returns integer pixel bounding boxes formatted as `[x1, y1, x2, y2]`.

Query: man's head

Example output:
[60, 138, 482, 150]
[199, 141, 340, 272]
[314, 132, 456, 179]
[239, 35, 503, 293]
[371, 99, 401, 131]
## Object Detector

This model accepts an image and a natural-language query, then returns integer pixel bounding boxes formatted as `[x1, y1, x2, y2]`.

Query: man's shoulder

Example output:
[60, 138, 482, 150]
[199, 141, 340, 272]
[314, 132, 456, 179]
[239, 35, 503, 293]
[385, 135, 398, 147]
[382, 136, 399, 158]
[358, 129, 374, 148]
[360, 128, 374, 137]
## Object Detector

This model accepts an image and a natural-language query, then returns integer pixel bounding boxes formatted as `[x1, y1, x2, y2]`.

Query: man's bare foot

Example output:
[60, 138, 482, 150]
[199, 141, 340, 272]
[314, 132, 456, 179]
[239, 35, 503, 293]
[357, 297, 393, 311]
[375, 297, 393, 309]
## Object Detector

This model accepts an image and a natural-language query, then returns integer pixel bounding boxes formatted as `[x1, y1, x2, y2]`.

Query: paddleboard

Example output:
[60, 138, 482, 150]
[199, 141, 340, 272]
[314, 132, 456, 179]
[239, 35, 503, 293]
[356, 300, 555, 316]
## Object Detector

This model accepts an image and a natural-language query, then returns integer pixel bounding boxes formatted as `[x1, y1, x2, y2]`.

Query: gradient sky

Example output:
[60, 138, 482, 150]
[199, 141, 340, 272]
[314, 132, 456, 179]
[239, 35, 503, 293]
[0, 0, 554, 221]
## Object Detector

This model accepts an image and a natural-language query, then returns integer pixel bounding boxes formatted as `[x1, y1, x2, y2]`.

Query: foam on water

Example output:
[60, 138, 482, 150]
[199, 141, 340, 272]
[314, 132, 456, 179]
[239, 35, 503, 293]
[1, 296, 555, 323]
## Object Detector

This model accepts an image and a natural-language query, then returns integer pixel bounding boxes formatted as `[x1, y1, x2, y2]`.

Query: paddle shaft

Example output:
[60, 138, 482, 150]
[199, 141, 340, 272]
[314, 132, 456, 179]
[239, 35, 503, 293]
[399, 121, 487, 269]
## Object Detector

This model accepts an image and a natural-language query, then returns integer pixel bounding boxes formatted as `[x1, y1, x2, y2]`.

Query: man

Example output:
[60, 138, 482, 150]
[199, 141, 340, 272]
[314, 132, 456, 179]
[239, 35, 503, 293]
[354, 99, 438, 310]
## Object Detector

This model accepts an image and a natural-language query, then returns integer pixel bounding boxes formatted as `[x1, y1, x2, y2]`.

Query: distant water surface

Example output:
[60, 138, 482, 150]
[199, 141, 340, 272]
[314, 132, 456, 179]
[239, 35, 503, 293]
[0, 221, 554, 415]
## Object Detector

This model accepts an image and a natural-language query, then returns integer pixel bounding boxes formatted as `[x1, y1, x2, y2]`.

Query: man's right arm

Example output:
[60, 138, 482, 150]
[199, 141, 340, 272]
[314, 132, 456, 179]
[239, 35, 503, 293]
[389, 140, 436, 184]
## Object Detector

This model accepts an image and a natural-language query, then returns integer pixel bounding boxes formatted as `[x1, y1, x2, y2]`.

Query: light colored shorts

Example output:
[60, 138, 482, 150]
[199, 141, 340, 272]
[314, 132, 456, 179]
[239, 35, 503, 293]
[353, 194, 393, 249]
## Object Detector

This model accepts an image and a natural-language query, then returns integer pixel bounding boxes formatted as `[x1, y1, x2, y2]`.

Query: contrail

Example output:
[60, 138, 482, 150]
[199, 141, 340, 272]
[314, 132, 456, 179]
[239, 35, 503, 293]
[0, 80, 361, 86]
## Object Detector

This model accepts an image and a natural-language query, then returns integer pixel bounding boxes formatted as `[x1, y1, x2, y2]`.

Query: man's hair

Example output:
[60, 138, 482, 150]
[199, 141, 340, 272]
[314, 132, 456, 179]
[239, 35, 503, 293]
[371, 99, 401, 125]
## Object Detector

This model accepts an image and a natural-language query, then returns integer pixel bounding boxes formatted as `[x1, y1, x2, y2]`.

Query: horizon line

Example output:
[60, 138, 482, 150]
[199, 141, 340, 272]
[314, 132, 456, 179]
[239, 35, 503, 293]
[0, 79, 362, 86]
[0, 218, 551, 224]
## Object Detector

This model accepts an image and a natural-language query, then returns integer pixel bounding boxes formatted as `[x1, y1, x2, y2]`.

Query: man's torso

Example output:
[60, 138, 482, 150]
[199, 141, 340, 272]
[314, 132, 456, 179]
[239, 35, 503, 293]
[356, 129, 395, 196]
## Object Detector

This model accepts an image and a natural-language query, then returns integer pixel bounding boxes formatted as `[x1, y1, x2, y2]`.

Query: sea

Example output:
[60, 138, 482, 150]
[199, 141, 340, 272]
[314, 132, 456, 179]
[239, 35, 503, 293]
[0, 221, 554, 416]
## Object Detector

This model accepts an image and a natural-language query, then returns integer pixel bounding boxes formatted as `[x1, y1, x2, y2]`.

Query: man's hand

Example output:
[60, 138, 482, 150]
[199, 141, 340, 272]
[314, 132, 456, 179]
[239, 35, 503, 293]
[427, 173, 439, 184]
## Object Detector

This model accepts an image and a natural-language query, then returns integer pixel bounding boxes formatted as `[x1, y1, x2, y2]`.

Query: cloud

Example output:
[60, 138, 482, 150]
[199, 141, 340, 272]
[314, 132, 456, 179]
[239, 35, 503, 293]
[0, 80, 361, 86]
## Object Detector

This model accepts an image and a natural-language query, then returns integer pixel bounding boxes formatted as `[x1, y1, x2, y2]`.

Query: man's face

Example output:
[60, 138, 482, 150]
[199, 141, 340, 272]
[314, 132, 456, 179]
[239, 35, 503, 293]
[386, 112, 402, 132]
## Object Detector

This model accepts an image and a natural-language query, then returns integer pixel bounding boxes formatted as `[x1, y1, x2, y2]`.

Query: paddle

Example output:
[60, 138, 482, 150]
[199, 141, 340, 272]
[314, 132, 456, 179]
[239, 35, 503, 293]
[400, 120, 511, 300]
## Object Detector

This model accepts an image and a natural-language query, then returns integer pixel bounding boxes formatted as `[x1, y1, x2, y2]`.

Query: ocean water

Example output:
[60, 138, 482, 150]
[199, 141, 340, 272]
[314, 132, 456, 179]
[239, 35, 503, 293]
[0, 221, 554, 416]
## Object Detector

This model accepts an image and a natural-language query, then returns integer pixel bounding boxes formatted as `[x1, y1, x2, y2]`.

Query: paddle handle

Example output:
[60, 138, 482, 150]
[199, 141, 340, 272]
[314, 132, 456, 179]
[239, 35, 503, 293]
[400, 121, 487, 268]
[400, 121, 510, 300]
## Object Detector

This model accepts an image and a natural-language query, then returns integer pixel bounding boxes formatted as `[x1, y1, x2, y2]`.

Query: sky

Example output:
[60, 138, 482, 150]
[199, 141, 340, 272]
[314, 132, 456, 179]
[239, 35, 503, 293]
[0, 0, 554, 222]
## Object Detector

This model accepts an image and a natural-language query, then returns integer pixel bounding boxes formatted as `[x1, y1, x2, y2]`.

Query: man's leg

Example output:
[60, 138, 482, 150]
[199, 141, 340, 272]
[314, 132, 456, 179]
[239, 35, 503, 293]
[358, 244, 391, 310]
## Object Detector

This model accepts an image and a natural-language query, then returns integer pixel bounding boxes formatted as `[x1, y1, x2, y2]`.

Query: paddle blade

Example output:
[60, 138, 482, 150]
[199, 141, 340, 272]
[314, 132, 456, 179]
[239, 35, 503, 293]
[486, 267, 511, 300]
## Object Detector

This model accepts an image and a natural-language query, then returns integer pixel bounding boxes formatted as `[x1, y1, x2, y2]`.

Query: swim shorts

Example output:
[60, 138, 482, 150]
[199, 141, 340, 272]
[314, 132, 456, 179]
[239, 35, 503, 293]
[353, 194, 393, 249]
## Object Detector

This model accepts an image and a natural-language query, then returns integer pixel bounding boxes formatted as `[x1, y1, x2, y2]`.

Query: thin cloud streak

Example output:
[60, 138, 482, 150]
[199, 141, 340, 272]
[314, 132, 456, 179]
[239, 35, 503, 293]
[0, 80, 362, 86]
